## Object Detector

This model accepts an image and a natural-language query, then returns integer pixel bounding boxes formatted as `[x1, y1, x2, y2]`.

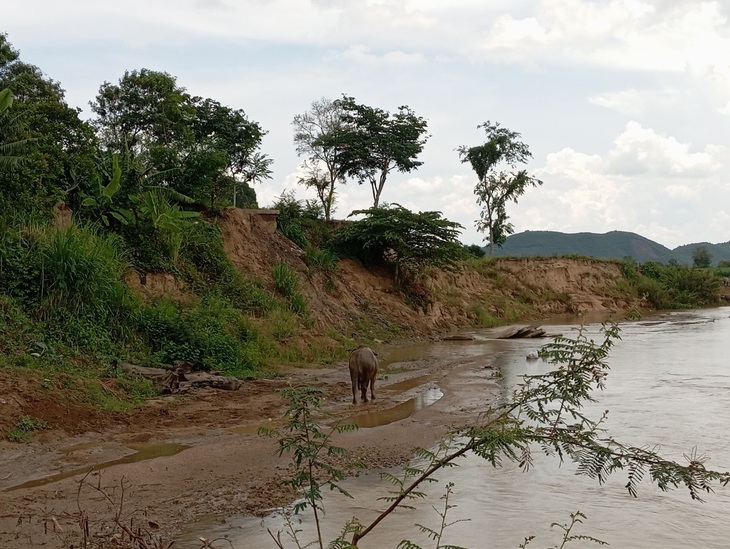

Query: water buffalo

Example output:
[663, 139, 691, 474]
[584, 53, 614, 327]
[349, 346, 378, 404]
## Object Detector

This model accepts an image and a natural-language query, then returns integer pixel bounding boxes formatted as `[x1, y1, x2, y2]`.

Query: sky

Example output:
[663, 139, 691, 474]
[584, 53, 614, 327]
[4, 0, 730, 249]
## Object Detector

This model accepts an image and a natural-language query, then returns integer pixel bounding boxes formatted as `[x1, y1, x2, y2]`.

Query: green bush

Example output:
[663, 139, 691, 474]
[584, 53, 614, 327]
[633, 276, 671, 309]
[0, 295, 38, 354]
[135, 296, 263, 373]
[0, 223, 42, 304]
[628, 262, 721, 309]
[663, 266, 719, 308]
[288, 293, 308, 315]
[463, 243, 486, 258]
[331, 204, 464, 284]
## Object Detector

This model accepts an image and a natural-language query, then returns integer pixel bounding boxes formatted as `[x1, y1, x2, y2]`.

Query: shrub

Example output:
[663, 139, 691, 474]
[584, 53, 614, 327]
[628, 262, 721, 309]
[304, 246, 338, 275]
[135, 296, 263, 373]
[0, 223, 42, 304]
[288, 292, 308, 315]
[331, 204, 464, 284]
[463, 243, 487, 258]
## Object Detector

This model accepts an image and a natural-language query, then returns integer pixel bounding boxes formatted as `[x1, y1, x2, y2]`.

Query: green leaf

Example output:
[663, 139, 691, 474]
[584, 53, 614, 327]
[0, 88, 13, 111]
[109, 211, 130, 225]
[103, 153, 122, 199]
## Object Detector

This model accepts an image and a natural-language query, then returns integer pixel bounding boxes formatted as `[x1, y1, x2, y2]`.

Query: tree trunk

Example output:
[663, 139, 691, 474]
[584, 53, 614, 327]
[372, 169, 389, 208]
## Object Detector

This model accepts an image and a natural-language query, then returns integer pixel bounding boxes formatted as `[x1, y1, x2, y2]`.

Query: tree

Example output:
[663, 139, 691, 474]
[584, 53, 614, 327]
[190, 96, 267, 208]
[324, 95, 429, 208]
[259, 386, 356, 549]
[0, 33, 97, 213]
[692, 246, 712, 268]
[90, 70, 267, 208]
[293, 97, 346, 221]
[237, 151, 273, 207]
[332, 204, 464, 284]
[458, 121, 543, 256]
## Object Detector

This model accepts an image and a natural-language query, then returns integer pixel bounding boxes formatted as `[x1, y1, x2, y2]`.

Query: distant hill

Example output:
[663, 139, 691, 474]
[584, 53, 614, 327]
[492, 230, 730, 265]
[671, 241, 730, 266]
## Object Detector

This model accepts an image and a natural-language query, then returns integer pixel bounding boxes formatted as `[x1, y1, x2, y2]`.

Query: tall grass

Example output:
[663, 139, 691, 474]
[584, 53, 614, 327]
[272, 262, 309, 315]
[38, 225, 133, 317]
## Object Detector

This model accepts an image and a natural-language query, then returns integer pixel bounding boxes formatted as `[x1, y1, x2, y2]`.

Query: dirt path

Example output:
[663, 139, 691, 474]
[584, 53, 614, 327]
[0, 343, 502, 548]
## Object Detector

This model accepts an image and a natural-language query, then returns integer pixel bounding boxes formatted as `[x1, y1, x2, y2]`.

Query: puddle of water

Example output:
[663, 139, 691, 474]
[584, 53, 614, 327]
[4, 442, 188, 492]
[346, 387, 443, 428]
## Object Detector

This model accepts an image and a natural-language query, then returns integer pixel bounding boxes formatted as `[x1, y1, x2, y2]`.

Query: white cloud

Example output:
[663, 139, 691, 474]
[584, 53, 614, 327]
[480, 0, 730, 72]
[588, 88, 687, 116]
[4, 0, 730, 249]
[511, 121, 729, 247]
[335, 45, 426, 67]
[607, 121, 723, 177]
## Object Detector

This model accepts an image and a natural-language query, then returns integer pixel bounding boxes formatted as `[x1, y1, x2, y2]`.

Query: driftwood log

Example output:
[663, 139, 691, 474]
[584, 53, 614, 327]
[119, 361, 241, 393]
[494, 324, 560, 339]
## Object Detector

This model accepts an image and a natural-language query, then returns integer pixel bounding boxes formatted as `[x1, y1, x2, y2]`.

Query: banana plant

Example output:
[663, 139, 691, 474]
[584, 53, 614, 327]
[0, 88, 34, 169]
[134, 189, 201, 262]
[80, 153, 134, 226]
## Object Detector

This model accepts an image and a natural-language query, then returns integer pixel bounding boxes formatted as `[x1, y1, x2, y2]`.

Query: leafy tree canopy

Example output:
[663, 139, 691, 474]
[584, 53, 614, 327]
[322, 95, 429, 208]
[0, 88, 30, 170]
[90, 69, 266, 208]
[692, 246, 712, 268]
[0, 33, 97, 214]
[293, 97, 347, 221]
[332, 204, 464, 282]
[459, 121, 542, 256]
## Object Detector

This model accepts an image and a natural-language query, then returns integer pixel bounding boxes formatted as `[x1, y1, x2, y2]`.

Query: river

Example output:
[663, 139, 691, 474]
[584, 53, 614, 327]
[190, 307, 730, 548]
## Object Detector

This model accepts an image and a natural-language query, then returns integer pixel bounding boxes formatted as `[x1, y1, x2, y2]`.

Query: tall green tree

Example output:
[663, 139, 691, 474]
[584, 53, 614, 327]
[292, 97, 346, 220]
[458, 121, 543, 256]
[190, 96, 267, 207]
[90, 70, 267, 208]
[0, 33, 97, 214]
[324, 95, 429, 208]
[692, 246, 712, 268]
[90, 69, 194, 196]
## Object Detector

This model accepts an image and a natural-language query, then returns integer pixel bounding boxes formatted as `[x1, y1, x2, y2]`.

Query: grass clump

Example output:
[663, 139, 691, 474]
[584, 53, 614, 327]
[272, 262, 308, 315]
[5, 415, 50, 442]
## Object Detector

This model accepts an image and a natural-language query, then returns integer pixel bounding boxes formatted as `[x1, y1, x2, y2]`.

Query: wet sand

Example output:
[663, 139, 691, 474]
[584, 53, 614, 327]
[0, 345, 501, 548]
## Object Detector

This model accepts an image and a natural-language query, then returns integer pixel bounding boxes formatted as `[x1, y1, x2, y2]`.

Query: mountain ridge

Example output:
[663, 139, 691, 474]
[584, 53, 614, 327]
[492, 230, 730, 265]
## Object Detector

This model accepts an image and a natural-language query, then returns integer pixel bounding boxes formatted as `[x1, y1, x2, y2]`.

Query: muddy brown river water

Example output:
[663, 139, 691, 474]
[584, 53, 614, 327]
[179, 307, 730, 548]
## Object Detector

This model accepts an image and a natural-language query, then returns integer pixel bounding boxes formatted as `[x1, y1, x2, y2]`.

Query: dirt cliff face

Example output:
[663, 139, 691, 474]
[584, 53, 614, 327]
[217, 208, 635, 337]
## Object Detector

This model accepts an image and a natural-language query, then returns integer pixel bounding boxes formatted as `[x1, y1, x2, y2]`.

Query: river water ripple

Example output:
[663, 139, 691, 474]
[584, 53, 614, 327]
[187, 307, 730, 548]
